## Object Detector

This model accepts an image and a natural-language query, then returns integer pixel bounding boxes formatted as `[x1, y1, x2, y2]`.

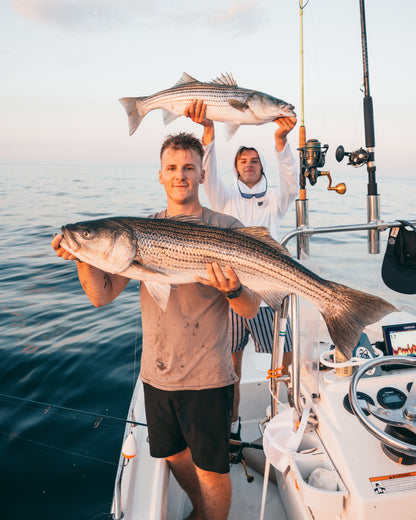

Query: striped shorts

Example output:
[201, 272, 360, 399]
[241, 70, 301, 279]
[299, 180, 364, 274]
[230, 306, 292, 354]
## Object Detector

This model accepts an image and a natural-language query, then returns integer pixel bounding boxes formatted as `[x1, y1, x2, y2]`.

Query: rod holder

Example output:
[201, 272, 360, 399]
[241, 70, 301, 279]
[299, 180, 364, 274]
[270, 298, 290, 417]
[296, 198, 310, 258]
[367, 194, 380, 254]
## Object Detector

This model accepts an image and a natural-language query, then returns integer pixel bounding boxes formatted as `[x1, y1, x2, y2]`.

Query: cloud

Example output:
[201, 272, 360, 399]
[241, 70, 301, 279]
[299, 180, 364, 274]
[164, 1, 266, 34]
[11, 0, 153, 31]
[210, 1, 265, 34]
[11, 0, 266, 34]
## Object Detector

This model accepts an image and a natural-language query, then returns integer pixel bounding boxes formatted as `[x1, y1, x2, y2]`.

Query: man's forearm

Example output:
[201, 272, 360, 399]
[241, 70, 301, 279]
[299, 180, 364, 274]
[275, 134, 287, 153]
[76, 262, 129, 307]
[202, 124, 215, 146]
[227, 286, 260, 319]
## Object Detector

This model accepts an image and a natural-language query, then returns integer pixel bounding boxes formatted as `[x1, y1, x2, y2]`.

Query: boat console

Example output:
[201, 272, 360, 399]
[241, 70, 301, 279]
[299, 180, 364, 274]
[273, 306, 416, 520]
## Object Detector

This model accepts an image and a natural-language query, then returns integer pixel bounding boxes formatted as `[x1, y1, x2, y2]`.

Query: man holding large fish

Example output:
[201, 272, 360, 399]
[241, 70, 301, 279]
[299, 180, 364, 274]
[52, 133, 397, 520]
[185, 99, 298, 444]
[52, 132, 261, 520]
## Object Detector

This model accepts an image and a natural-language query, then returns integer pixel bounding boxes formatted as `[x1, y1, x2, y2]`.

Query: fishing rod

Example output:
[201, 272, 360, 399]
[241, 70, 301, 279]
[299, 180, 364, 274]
[297, 0, 309, 258]
[0, 392, 147, 428]
[335, 0, 380, 254]
[360, 0, 379, 254]
[296, 0, 346, 260]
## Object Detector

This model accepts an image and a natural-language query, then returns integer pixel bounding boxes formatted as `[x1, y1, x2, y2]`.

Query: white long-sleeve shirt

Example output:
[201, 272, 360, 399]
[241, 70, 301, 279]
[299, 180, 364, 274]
[202, 139, 299, 241]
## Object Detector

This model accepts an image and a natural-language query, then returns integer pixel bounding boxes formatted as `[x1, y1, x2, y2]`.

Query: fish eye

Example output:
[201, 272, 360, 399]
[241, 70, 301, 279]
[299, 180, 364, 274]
[82, 229, 92, 239]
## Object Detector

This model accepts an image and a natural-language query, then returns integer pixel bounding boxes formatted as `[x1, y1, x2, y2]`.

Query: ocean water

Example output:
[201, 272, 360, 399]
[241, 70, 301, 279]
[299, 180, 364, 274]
[1, 163, 415, 520]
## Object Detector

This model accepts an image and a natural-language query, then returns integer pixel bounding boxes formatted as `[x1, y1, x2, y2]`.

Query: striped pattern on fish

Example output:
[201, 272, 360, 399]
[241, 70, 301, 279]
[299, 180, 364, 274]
[119, 72, 296, 139]
[60, 216, 397, 359]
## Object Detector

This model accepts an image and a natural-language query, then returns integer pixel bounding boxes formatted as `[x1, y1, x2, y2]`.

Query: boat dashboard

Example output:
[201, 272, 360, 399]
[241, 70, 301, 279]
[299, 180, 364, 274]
[283, 312, 416, 520]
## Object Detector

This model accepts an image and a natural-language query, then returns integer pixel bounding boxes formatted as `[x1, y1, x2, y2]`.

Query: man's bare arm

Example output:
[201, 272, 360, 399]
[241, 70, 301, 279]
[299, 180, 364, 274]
[274, 116, 297, 152]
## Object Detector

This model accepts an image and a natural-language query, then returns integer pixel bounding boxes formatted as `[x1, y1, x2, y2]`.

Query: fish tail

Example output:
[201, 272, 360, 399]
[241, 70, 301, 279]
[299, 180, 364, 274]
[119, 97, 147, 135]
[321, 283, 397, 359]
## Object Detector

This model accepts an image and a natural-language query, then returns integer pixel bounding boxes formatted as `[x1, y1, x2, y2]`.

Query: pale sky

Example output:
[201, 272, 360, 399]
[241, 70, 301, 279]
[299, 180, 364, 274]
[1, 0, 415, 178]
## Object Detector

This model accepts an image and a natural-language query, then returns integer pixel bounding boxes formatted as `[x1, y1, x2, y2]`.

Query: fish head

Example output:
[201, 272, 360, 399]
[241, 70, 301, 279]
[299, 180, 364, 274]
[60, 218, 137, 273]
[246, 92, 296, 121]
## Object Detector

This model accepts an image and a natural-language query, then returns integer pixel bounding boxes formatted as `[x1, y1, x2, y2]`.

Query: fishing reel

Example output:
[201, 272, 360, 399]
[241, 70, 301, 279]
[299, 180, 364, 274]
[335, 145, 370, 168]
[299, 139, 346, 194]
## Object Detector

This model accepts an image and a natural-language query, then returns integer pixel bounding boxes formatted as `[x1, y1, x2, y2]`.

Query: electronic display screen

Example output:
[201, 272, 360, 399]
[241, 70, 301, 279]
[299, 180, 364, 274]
[382, 322, 416, 357]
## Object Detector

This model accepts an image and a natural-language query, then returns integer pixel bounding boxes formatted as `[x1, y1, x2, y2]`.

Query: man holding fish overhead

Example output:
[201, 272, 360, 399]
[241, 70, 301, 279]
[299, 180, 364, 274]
[52, 132, 260, 520]
[185, 100, 298, 443]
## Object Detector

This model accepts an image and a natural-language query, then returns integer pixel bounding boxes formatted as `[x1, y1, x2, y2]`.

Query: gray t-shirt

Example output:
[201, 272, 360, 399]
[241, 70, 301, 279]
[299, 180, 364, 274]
[140, 207, 242, 391]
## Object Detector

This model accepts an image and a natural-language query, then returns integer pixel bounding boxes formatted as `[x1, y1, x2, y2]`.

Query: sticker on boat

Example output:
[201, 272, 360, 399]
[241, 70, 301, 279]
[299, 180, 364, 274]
[369, 472, 416, 494]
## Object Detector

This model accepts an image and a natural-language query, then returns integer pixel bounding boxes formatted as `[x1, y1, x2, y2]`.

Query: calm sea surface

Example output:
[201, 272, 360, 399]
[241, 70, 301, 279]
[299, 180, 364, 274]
[1, 163, 415, 519]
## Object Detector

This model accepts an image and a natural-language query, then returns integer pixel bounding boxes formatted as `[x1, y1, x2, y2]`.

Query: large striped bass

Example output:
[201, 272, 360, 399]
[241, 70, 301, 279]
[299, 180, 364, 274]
[60, 216, 396, 359]
[119, 72, 296, 140]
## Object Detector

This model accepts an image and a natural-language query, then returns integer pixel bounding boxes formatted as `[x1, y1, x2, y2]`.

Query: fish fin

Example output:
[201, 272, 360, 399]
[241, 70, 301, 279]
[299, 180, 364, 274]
[211, 72, 237, 87]
[224, 122, 241, 140]
[162, 108, 180, 125]
[234, 227, 292, 256]
[227, 99, 249, 112]
[143, 282, 171, 312]
[119, 97, 147, 135]
[119, 261, 170, 282]
[130, 260, 165, 275]
[255, 290, 288, 311]
[321, 283, 397, 359]
[174, 72, 199, 86]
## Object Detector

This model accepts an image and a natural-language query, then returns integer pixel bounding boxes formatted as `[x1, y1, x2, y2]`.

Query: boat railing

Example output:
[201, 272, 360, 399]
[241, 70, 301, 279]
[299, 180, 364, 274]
[273, 218, 416, 420]
[280, 218, 416, 248]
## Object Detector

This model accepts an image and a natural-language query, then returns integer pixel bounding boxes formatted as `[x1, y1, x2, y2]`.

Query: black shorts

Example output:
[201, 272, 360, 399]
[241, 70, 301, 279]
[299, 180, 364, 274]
[143, 383, 234, 474]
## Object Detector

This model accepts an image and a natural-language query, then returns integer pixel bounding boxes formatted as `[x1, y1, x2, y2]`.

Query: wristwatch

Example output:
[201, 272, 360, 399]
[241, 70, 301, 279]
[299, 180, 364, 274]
[223, 284, 243, 299]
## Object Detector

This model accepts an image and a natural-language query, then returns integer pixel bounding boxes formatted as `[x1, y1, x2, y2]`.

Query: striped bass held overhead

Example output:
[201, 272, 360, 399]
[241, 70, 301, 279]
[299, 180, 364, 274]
[119, 72, 296, 140]
[60, 216, 397, 359]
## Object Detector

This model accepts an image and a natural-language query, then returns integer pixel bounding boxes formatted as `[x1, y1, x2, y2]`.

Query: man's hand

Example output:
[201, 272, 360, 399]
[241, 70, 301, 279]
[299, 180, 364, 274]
[195, 262, 240, 293]
[185, 100, 213, 127]
[274, 116, 297, 152]
[51, 233, 78, 261]
[52, 234, 129, 307]
[196, 262, 260, 319]
[184, 100, 214, 145]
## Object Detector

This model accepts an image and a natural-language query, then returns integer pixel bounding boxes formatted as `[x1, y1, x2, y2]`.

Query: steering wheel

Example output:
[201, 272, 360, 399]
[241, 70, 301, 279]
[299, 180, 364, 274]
[349, 355, 416, 456]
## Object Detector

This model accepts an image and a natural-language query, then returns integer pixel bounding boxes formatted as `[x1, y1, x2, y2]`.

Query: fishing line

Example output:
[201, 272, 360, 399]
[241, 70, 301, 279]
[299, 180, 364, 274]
[0, 428, 117, 466]
[0, 393, 147, 428]
[132, 283, 142, 389]
[1, 396, 123, 432]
